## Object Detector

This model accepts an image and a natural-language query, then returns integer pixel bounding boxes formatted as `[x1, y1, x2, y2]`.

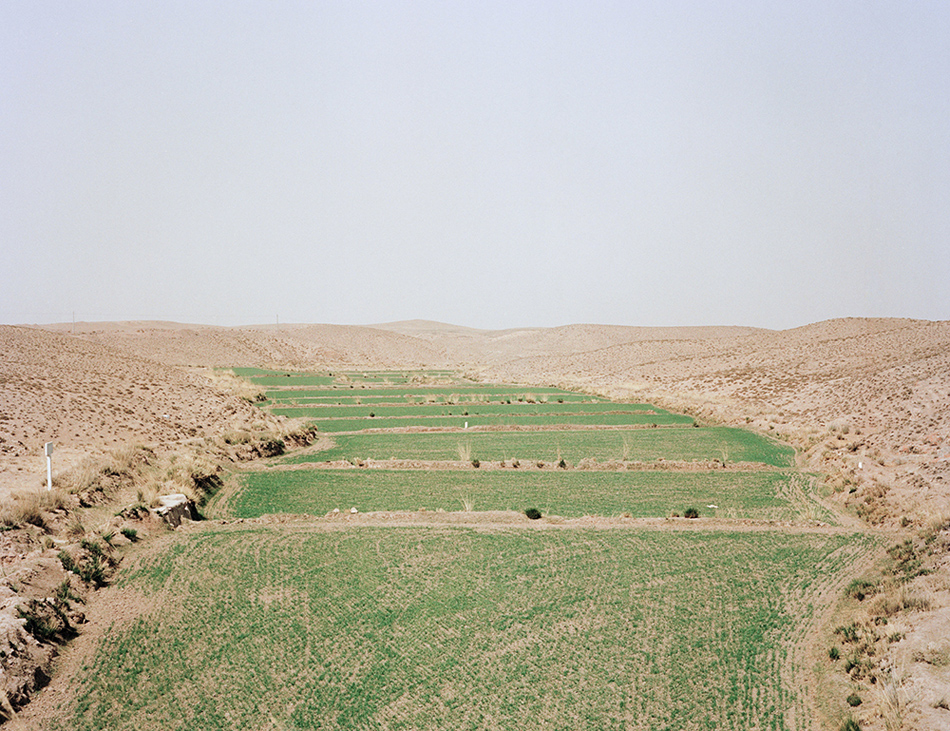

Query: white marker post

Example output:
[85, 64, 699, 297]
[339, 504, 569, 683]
[44, 442, 54, 491]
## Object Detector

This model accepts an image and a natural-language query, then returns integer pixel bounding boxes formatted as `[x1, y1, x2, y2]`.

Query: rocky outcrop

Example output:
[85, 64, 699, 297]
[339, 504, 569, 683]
[151, 494, 199, 527]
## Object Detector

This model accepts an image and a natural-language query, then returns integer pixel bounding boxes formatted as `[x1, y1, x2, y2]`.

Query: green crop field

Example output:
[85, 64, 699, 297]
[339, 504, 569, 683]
[266, 402, 660, 418]
[263, 385, 604, 402]
[51, 526, 873, 731]
[285, 427, 795, 467]
[216, 468, 829, 522]
[262, 392, 603, 406]
[274, 412, 694, 431]
[55, 368, 855, 730]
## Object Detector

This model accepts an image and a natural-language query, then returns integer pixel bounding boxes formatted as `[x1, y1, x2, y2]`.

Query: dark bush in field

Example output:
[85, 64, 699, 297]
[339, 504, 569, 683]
[525, 508, 542, 520]
[684, 507, 699, 519]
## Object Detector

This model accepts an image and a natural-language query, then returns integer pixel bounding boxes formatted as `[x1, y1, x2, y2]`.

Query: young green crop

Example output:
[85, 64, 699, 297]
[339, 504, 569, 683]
[51, 526, 874, 731]
[268, 401, 662, 419]
[267, 382, 608, 403]
[221, 469, 829, 522]
[285, 427, 794, 467]
[274, 412, 693, 431]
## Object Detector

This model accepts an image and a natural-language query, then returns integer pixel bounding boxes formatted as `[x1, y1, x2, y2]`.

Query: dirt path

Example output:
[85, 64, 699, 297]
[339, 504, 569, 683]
[211, 509, 860, 535]
[783, 536, 888, 731]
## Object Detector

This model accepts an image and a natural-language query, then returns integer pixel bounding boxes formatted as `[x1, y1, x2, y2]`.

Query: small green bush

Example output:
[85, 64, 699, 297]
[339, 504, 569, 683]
[829, 646, 840, 660]
[836, 624, 860, 643]
[79, 538, 103, 557]
[525, 508, 542, 520]
[471, 459, 480, 469]
[847, 694, 862, 707]
[79, 554, 108, 587]
[120, 527, 138, 542]
[683, 507, 700, 519]
[55, 579, 82, 605]
[58, 551, 77, 573]
[840, 718, 861, 731]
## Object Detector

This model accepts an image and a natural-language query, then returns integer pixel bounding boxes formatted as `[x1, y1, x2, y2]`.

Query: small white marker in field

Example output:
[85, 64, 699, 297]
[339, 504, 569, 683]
[858, 461, 863, 469]
[350, 507, 358, 514]
[44, 442, 54, 491]
[464, 422, 468, 429]
[706, 504, 717, 509]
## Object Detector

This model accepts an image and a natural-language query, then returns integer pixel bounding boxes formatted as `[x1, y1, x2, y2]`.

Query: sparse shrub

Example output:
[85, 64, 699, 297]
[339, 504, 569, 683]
[840, 718, 861, 731]
[55, 579, 81, 605]
[846, 578, 878, 601]
[17, 603, 64, 642]
[846, 694, 862, 707]
[557, 458, 567, 469]
[80, 537, 104, 557]
[511, 459, 520, 469]
[525, 508, 542, 520]
[683, 507, 699, 519]
[536, 461, 544, 469]
[471, 459, 480, 469]
[836, 623, 860, 643]
[100, 530, 115, 546]
[78, 554, 108, 587]
[257, 438, 285, 457]
[120, 527, 138, 542]
[829, 646, 840, 660]
[58, 551, 77, 574]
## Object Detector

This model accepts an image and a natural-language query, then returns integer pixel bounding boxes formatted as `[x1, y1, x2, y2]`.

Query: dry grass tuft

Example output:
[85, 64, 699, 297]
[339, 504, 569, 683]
[0, 488, 70, 529]
[204, 368, 266, 403]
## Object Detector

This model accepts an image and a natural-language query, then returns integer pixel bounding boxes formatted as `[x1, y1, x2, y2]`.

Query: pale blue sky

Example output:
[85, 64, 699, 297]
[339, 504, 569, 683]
[2, 2, 948, 329]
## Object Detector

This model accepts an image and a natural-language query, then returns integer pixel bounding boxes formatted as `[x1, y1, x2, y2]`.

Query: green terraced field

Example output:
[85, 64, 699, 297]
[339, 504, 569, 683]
[52, 526, 873, 731]
[263, 385, 604, 402]
[217, 468, 829, 522]
[262, 392, 603, 405]
[277, 412, 694, 431]
[286, 427, 795, 467]
[269, 401, 665, 418]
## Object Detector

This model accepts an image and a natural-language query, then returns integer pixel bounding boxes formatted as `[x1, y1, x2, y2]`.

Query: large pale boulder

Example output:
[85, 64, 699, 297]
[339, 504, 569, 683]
[152, 494, 199, 527]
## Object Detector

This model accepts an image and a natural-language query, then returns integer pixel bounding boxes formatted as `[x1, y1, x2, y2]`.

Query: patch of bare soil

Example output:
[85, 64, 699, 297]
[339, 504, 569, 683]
[213, 509, 854, 535]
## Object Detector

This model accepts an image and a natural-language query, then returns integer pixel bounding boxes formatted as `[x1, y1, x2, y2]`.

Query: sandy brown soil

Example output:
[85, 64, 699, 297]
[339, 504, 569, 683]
[0, 325, 289, 497]
[1, 316, 948, 729]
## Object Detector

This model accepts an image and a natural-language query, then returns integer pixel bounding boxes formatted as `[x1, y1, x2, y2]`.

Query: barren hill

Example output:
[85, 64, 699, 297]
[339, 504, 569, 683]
[41, 321, 446, 368]
[374, 320, 766, 365]
[0, 325, 282, 491]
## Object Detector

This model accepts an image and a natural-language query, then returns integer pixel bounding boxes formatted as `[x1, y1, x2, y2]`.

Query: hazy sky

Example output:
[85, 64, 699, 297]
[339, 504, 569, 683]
[2, 2, 948, 330]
